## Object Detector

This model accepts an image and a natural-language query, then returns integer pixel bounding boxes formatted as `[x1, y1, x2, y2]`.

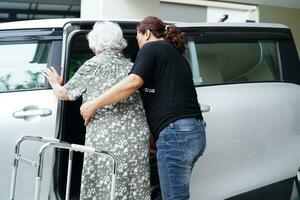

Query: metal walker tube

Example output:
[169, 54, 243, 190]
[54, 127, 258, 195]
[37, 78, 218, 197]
[10, 135, 117, 200]
[10, 136, 59, 200]
[35, 142, 118, 200]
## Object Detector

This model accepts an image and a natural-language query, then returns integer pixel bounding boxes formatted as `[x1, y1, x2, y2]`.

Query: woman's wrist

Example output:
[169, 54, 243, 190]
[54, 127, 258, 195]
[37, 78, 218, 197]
[90, 99, 100, 112]
[92, 96, 104, 110]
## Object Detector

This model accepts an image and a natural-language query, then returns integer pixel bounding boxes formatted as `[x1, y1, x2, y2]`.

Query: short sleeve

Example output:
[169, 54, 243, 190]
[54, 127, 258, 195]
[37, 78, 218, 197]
[63, 60, 94, 101]
[129, 43, 156, 85]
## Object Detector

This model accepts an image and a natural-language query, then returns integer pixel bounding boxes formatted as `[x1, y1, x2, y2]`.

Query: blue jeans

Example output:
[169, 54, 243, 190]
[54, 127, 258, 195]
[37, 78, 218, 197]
[156, 118, 206, 200]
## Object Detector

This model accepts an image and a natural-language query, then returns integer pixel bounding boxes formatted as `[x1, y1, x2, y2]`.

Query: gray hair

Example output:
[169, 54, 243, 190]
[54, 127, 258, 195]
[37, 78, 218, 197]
[87, 21, 127, 53]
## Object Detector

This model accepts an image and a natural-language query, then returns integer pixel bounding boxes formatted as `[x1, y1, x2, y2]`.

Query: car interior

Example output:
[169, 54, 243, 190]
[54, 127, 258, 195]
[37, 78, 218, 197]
[53, 32, 139, 199]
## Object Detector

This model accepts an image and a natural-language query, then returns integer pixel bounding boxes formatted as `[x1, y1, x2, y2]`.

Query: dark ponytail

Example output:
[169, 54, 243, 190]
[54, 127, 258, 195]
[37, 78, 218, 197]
[137, 16, 186, 54]
[163, 25, 186, 54]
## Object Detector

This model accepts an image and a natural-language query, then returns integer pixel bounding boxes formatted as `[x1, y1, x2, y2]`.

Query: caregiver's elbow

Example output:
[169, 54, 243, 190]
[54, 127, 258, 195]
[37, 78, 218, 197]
[127, 74, 144, 91]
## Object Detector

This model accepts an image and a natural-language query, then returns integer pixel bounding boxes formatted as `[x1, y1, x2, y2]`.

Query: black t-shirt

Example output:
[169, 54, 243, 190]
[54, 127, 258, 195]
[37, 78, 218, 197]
[130, 40, 203, 140]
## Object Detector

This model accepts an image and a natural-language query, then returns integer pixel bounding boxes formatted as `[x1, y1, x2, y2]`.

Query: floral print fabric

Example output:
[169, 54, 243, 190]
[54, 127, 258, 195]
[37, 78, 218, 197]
[64, 50, 150, 200]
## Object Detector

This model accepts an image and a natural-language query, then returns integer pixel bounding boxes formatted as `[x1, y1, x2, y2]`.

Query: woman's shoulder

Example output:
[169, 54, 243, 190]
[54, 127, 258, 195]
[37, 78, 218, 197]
[145, 40, 170, 47]
[80, 55, 99, 67]
[140, 40, 171, 54]
[73, 56, 98, 75]
[91, 52, 133, 72]
[94, 50, 125, 62]
[82, 54, 113, 69]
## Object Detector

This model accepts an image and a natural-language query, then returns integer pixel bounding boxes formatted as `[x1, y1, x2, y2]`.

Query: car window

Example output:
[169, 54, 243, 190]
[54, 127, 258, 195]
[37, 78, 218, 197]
[67, 33, 138, 80]
[0, 40, 51, 92]
[185, 40, 281, 86]
[67, 33, 93, 80]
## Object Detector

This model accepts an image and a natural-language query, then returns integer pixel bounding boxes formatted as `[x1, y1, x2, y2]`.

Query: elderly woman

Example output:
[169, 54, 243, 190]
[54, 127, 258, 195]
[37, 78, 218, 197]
[44, 21, 150, 200]
[79, 16, 206, 200]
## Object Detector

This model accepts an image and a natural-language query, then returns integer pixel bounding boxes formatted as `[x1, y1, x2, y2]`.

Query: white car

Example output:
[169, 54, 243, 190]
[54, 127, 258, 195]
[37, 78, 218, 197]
[0, 19, 300, 200]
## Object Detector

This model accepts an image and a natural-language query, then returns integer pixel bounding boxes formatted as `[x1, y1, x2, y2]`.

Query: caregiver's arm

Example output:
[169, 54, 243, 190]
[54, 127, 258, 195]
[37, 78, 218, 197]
[80, 74, 144, 125]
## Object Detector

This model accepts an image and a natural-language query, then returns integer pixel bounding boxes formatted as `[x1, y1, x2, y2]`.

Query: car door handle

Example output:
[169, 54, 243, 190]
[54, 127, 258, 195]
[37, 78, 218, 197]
[201, 104, 211, 113]
[13, 106, 52, 119]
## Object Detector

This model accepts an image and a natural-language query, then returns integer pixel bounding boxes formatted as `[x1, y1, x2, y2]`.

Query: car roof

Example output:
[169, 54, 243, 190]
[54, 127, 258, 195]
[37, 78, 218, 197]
[0, 18, 289, 30]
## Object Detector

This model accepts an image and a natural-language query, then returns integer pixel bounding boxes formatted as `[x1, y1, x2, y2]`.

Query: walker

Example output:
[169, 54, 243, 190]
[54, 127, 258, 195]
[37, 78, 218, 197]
[9, 135, 117, 200]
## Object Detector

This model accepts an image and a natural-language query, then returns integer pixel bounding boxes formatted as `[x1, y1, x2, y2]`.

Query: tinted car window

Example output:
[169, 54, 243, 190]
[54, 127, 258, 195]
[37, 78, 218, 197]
[67, 33, 138, 80]
[0, 40, 51, 92]
[185, 40, 281, 86]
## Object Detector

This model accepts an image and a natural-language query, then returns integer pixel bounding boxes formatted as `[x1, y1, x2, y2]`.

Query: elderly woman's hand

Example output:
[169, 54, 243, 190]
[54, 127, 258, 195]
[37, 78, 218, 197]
[44, 67, 63, 86]
[80, 100, 97, 126]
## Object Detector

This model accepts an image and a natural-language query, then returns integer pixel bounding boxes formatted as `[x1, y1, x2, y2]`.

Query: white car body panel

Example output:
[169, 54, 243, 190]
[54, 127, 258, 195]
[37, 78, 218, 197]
[0, 18, 299, 200]
[191, 82, 300, 199]
[0, 90, 58, 200]
[0, 18, 288, 30]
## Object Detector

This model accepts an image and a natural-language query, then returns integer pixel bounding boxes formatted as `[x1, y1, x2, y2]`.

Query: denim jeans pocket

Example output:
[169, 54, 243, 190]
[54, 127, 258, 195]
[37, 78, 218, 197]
[175, 129, 204, 164]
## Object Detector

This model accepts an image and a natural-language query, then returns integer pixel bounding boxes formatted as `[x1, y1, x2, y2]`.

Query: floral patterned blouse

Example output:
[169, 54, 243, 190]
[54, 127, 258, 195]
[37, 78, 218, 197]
[64, 49, 150, 200]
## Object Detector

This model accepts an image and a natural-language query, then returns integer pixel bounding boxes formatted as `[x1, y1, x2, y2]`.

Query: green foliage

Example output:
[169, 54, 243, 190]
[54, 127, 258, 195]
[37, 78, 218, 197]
[68, 58, 86, 79]
[0, 73, 12, 90]
[24, 70, 44, 89]
[0, 70, 44, 92]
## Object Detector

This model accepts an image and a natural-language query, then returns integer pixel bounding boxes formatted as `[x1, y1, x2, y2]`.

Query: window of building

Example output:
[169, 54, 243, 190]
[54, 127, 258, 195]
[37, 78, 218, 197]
[0, 1, 80, 22]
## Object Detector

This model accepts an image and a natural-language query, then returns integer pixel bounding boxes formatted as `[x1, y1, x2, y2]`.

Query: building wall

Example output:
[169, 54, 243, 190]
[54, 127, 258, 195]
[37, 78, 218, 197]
[160, 2, 206, 22]
[101, 0, 160, 20]
[260, 5, 300, 57]
[160, 1, 258, 23]
[81, 0, 159, 20]
[206, 7, 251, 23]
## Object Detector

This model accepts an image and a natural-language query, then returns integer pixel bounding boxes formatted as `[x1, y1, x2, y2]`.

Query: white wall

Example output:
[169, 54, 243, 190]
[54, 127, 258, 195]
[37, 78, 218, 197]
[80, 0, 103, 18]
[160, 2, 206, 22]
[207, 7, 250, 23]
[260, 5, 300, 57]
[81, 0, 160, 20]
[161, 0, 258, 23]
